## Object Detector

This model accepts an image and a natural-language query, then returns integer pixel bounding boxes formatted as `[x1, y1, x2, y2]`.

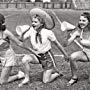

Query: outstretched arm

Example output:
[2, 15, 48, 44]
[5, 29, 23, 46]
[5, 30, 39, 56]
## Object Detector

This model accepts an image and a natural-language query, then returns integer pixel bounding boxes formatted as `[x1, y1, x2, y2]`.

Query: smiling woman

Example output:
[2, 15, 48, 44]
[17, 7, 69, 87]
[67, 12, 90, 86]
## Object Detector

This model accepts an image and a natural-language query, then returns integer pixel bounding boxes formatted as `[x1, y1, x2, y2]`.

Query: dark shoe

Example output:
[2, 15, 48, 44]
[67, 77, 78, 86]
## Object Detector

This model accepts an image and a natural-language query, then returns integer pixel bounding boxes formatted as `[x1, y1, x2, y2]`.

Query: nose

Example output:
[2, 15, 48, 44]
[79, 20, 83, 23]
[32, 23, 36, 28]
[79, 21, 84, 25]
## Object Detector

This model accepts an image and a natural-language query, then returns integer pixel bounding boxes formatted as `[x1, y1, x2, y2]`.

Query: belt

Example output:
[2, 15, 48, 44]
[38, 51, 49, 60]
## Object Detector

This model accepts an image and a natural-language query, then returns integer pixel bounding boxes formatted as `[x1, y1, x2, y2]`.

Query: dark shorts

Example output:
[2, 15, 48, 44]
[36, 51, 54, 70]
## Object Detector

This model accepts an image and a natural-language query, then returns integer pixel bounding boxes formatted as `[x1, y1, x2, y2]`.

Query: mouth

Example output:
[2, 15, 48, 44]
[32, 25, 36, 28]
[79, 24, 86, 28]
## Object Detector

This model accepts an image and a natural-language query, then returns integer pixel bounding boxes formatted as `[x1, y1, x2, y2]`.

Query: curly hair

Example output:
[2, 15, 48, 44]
[0, 13, 6, 31]
[81, 12, 90, 23]
[0, 13, 5, 24]
[78, 12, 90, 29]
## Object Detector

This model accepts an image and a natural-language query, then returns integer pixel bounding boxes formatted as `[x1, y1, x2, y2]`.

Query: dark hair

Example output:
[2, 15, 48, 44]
[78, 12, 90, 29]
[0, 13, 5, 24]
[81, 12, 90, 22]
[0, 13, 6, 31]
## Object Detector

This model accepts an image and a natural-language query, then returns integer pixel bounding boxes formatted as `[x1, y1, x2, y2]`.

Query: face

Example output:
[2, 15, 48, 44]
[79, 15, 89, 29]
[32, 16, 42, 31]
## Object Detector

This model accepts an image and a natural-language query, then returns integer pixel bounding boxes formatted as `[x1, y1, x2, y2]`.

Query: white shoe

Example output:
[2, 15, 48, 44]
[17, 71, 25, 79]
[18, 77, 29, 87]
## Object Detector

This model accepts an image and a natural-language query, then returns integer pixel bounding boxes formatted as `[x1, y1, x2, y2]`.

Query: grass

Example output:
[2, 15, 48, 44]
[0, 9, 90, 90]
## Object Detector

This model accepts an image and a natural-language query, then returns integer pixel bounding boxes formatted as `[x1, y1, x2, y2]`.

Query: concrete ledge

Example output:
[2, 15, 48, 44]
[25, 2, 34, 9]
[0, 3, 8, 9]
[34, 2, 43, 8]
[0, 2, 89, 9]
[44, 3, 54, 9]
[53, 3, 61, 9]
[16, 3, 26, 9]
[8, 3, 16, 8]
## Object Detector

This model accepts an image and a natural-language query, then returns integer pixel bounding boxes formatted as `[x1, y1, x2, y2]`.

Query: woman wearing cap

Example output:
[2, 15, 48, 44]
[18, 8, 69, 87]
[67, 12, 90, 86]
[0, 13, 38, 85]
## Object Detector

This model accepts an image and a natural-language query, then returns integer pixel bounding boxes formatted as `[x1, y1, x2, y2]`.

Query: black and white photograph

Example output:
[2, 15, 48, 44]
[0, 0, 90, 90]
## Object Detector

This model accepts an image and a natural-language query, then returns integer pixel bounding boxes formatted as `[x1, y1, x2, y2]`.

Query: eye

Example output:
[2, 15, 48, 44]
[79, 19, 81, 21]
[82, 20, 86, 22]
[32, 21, 37, 23]
[79, 19, 86, 22]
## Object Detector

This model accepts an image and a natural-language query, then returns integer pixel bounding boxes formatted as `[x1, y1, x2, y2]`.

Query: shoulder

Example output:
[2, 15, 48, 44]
[42, 28, 54, 34]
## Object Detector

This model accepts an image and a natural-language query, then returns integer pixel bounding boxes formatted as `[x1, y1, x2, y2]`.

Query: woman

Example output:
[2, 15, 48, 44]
[0, 13, 37, 85]
[18, 7, 69, 87]
[67, 12, 90, 86]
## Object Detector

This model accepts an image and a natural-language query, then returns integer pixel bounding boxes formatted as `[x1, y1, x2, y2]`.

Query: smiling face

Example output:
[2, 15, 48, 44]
[78, 15, 89, 29]
[32, 15, 44, 31]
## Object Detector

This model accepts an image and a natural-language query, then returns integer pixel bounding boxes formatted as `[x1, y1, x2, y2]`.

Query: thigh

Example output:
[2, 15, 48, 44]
[22, 54, 39, 64]
[71, 51, 88, 62]
[0, 66, 12, 83]
[43, 69, 53, 81]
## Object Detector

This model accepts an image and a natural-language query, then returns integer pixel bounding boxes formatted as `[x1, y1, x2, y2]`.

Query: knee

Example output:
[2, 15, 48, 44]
[22, 55, 32, 63]
[43, 73, 50, 83]
[71, 53, 78, 61]
[43, 79, 49, 83]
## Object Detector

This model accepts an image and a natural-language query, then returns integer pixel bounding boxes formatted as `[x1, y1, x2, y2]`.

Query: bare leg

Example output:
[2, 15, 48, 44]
[0, 66, 25, 85]
[8, 75, 18, 83]
[18, 54, 39, 87]
[8, 70, 25, 83]
[0, 66, 12, 84]
[43, 69, 59, 83]
[67, 51, 88, 86]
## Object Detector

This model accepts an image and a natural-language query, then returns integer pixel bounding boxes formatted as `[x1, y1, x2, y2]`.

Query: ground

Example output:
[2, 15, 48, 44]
[0, 9, 90, 90]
